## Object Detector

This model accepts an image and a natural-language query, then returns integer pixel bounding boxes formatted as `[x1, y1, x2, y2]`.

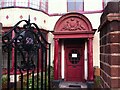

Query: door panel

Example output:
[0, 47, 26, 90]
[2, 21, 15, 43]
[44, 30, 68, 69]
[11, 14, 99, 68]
[65, 41, 84, 82]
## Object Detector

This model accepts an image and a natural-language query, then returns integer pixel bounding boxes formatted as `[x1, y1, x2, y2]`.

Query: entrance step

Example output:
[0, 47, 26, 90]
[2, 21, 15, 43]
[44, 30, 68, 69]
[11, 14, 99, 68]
[51, 80, 94, 90]
[59, 82, 87, 89]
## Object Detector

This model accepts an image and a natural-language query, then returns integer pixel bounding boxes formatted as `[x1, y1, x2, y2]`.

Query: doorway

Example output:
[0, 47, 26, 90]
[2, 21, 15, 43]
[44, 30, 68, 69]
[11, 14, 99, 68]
[64, 39, 85, 82]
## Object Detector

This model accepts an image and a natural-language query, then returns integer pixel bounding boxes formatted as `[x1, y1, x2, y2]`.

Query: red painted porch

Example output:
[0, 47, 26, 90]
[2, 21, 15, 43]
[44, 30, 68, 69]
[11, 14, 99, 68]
[53, 12, 95, 82]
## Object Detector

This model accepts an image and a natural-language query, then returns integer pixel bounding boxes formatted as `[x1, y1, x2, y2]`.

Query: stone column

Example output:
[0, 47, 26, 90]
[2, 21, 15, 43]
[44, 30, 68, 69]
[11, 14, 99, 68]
[54, 39, 59, 80]
[87, 38, 94, 81]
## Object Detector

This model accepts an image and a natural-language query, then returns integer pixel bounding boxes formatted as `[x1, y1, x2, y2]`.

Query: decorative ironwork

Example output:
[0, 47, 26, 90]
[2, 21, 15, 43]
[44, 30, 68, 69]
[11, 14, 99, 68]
[2, 16, 51, 90]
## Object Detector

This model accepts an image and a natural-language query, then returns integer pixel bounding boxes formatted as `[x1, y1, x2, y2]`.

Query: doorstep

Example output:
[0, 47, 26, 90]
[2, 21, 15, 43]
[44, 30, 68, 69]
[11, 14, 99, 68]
[51, 80, 94, 90]
[59, 81, 87, 89]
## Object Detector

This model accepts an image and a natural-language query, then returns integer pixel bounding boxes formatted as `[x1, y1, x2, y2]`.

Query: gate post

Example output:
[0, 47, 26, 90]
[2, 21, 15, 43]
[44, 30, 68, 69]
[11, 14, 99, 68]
[98, 2, 120, 88]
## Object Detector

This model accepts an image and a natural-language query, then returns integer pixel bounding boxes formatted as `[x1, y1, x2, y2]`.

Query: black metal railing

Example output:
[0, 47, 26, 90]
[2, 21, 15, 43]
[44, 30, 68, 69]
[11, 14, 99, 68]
[2, 17, 51, 90]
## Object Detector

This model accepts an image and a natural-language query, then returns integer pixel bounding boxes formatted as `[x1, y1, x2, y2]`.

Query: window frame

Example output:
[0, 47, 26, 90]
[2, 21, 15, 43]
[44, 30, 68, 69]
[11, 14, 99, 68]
[0, 0, 48, 13]
[67, 0, 84, 12]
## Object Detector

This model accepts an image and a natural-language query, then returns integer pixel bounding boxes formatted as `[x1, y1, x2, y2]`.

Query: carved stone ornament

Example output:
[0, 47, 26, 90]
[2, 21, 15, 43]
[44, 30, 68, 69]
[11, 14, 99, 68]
[61, 18, 86, 31]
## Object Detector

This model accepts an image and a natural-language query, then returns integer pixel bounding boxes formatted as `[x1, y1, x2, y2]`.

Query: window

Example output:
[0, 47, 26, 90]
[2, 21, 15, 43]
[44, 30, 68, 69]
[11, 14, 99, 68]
[41, 0, 48, 12]
[16, 0, 28, 7]
[0, 2, 1, 7]
[29, 0, 40, 9]
[0, 0, 48, 12]
[2, 0, 14, 7]
[67, 0, 84, 12]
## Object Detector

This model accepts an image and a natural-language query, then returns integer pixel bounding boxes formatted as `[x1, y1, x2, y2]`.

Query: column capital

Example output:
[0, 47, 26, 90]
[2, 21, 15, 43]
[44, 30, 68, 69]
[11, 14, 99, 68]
[54, 38, 59, 41]
[55, 38, 59, 40]
[88, 37, 93, 40]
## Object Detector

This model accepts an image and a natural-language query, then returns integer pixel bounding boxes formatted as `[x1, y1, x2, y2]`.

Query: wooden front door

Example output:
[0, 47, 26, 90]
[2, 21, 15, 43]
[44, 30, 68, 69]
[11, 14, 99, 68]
[65, 39, 84, 82]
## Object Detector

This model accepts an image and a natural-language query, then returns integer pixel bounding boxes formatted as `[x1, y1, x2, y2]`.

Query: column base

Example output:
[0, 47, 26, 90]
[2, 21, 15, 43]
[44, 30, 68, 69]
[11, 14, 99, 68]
[51, 80, 62, 88]
[86, 81, 94, 88]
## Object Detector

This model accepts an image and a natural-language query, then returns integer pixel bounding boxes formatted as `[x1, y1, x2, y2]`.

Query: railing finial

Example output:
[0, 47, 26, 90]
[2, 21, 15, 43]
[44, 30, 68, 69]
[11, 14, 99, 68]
[28, 15, 30, 24]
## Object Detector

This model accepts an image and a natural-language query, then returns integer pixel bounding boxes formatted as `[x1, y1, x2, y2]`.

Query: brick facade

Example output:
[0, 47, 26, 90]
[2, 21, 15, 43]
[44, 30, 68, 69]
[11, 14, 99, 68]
[99, 2, 120, 88]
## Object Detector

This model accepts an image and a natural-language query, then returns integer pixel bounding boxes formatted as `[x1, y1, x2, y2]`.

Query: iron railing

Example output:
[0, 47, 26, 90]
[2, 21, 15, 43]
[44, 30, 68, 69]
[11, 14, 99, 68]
[2, 17, 51, 90]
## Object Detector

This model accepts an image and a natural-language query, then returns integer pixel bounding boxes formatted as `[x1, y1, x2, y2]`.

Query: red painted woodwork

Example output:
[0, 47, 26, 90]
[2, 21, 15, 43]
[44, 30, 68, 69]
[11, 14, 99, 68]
[58, 41, 62, 79]
[64, 39, 85, 82]
[54, 12, 92, 32]
[53, 12, 94, 39]
[54, 32, 94, 39]
[87, 38, 94, 81]
[54, 39, 59, 80]
[53, 12, 94, 81]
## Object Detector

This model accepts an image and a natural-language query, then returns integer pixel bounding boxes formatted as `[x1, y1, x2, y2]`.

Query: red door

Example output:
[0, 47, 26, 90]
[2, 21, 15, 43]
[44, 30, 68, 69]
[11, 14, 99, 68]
[65, 40, 84, 82]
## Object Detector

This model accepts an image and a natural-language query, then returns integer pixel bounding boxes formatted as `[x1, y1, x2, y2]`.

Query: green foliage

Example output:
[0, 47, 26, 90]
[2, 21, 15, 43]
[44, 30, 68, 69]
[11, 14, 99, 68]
[50, 66, 54, 80]
[94, 76, 101, 88]
[23, 66, 54, 89]
[1, 66, 54, 89]
[23, 73, 41, 88]
[2, 75, 7, 82]
[2, 75, 7, 88]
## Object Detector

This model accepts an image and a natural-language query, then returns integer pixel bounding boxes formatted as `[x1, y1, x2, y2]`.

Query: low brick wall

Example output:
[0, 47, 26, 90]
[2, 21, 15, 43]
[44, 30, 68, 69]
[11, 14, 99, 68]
[98, 2, 120, 89]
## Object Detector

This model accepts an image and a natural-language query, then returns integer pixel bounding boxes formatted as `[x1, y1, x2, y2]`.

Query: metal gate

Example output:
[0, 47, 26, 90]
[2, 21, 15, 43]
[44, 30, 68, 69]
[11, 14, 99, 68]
[2, 17, 51, 90]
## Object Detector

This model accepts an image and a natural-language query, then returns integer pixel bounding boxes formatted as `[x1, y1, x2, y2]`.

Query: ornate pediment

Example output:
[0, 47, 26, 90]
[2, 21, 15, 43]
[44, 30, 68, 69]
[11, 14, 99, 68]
[61, 18, 86, 31]
[54, 13, 93, 33]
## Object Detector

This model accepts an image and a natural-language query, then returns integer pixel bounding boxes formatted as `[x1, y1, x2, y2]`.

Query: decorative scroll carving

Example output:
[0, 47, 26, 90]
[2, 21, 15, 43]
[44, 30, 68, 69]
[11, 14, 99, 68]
[61, 18, 86, 31]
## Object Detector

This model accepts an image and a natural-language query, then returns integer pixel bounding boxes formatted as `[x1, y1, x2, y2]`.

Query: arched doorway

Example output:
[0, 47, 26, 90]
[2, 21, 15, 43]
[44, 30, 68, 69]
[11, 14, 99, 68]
[53, 12, 95, 82]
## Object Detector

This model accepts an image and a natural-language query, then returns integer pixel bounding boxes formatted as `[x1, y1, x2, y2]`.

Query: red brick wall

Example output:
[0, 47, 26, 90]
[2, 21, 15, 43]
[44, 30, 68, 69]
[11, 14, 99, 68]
[99, 2, 120, 89]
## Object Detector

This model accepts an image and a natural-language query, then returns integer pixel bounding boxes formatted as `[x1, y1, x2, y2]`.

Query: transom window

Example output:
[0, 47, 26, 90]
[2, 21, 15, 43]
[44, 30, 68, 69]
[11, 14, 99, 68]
[67, 0, 84, 12]
[0, 0, 48, 12]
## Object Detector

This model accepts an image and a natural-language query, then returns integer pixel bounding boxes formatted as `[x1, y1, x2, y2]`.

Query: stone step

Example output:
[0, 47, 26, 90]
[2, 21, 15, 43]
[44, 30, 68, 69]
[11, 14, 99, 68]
[59, 81, 87, 89]
[51, 80, 94, 90]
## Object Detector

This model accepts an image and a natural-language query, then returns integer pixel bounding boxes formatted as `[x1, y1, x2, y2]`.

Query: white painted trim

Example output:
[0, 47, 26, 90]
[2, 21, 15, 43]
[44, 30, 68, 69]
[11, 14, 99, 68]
[61, 40, 65, 79]
[84, 41, 88, 80]
[61, 40, 88, 80]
